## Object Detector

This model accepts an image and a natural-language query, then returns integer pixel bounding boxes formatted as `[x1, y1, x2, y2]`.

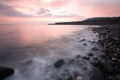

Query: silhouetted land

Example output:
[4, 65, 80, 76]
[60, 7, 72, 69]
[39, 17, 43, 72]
[49, 17, 120, 25]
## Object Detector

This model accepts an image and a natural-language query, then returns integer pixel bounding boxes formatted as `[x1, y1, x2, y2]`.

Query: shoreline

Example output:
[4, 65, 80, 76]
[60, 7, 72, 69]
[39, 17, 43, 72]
[89, 25, 120, 80]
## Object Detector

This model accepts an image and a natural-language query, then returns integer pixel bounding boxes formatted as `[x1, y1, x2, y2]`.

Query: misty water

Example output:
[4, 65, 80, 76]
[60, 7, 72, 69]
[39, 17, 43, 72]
[0, 25, 100, 80]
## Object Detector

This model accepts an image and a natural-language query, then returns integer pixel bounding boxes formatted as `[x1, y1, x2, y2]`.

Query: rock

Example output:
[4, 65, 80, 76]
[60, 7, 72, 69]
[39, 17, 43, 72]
[88, 53, 94, 56]
[67, 59, 75, 65]
[89, 67, 105, 80]
[116, 74, 120, 80]
[76, 76, 84, 80]
[73, 71, 80, 78]
[54, 59, 65, 68]
[111, 58, 117, 62]
[76, 55, 81, 59]
[108, 76, 117, 80]
[82, 66, 87, 70]
[91, 47, 99, 51]
[101, 61, 114, 73]
[0, 65, 14, 80]
[82, 56, 90, 60]
[83, 43, 87, 46]
[80, 39, 86, 42]
[114, 66, 120, 74]
[67, 76, 73, 80]
[91, 60, 100, 67]
[93, 57, 98, 60]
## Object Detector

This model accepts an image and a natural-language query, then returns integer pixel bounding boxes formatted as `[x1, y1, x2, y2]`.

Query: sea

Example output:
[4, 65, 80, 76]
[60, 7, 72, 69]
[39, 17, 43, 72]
[0, 24, 100, 80]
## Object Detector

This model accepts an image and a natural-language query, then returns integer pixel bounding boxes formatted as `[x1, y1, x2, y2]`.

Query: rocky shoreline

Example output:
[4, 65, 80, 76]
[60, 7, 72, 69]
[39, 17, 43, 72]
[90, 25, 120, 80]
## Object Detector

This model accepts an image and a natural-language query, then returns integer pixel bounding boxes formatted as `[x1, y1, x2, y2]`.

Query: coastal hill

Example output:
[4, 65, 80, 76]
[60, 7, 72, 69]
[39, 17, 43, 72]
[49, 17, 120, 25]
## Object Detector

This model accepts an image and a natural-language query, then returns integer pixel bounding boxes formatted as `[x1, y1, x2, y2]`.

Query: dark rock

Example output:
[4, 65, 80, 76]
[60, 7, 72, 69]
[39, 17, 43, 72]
[91, 47, 99, 51]
[88, 53, 94, 56]
[116, 74, 120, 80]
[76, 55, 81, 59]
[73, 71, 80, 78]
[54, 59, 65, 68]
[83, 43, 87, 46]
[91, 60, 100, 67]
[67, 76, 73, 80]
[111, 58, 117, 62]
[114, 66, 120, 74]
[0, 65, 14, 80]
[89, 67, 105, 80]
[93, 57, 98, 60]
[108, 76, 117, 80]
[82, 56, 90, 60]
[80, 39, 86, 42]
[108, 60, 116, 67]
[101, 61, 114, 73]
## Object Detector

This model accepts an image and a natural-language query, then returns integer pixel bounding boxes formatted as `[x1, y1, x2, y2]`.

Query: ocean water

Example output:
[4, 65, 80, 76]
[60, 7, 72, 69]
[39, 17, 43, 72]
[0, 25, 100, 80]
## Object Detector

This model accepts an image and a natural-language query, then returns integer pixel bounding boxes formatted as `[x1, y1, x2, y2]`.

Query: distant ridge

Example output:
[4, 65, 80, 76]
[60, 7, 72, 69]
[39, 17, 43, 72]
[49, 17, 120, 25]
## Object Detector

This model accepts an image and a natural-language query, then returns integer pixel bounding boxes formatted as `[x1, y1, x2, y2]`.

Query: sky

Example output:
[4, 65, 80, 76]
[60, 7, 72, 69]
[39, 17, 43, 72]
[0, 0, 120, 24]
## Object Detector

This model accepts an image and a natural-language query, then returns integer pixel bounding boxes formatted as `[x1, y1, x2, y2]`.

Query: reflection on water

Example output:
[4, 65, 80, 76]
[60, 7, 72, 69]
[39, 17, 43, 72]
[0, 24, 100, 80]
[0, 25, 86, 50]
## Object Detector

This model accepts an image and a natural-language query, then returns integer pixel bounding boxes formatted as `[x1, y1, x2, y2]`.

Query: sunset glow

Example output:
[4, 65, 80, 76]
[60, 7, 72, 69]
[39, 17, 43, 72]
[0, 0, 120, 24]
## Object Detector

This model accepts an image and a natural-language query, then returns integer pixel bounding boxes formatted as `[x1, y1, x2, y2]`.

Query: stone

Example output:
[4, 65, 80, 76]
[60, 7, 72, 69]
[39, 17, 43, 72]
[0, 65, 14, 80]
[89, 67, 105, 80]
[83, 43, 87, 46]
[76, 55, 81, 59]
[91, 47, 99, 51]
[108, 76, 117, 80]
[88, 53, 94, 56]
[76, 76, 84, 80]
[91, 60, 100, 67]
[80, 39, 86, 42]
[101, 61, 114, 73]
[67, 76, 73, 80]
[82, 56, 90, 60]
[54, 59, 65, 68]
[93, 57, 98, 60]
[114, 66, 120, 74]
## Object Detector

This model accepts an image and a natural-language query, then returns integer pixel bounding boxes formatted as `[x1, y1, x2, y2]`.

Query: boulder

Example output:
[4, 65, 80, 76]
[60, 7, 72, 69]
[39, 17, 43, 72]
[91, 47, 99, 51]
[0, 65, 14, 80]
[82, 56, 90, 60]
[88, 53, 94, 56]
[101, 61, 114, 73]
[76, 55, 81, 59]
[83, 43, 87, 46]
[89, 67, 105, 80]
[54, 59, 65, 68]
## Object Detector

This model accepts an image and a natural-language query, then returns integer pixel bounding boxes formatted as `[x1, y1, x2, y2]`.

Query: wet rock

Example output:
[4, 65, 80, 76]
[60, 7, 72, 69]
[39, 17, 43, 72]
[91, 47, 99, 51]
[54, 59, 65, 68]
[67, 59, 75, 65]
[111, 58, 117, 62]
[73, 71, 80, 78]
[91, 60, 100, 67]
[76, 55, 81, 59]
[82, 66, 87, 70]
[93, 57, 98, 60]
[101, 61, 114, 73]
[82, 56, 90, 60]
[114, 66, 120, 74]
[76, 76, 84, 80]
[0, 65, 14, 80]
[88, 53, 94, 56]
[83, 43, 87, 46]
[80, 39, 86, 42]
[116, 74, 120, 80]
[108, 76, 117, 80]
[67, 76, 73, 80]
[89, 67, 105, 80]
